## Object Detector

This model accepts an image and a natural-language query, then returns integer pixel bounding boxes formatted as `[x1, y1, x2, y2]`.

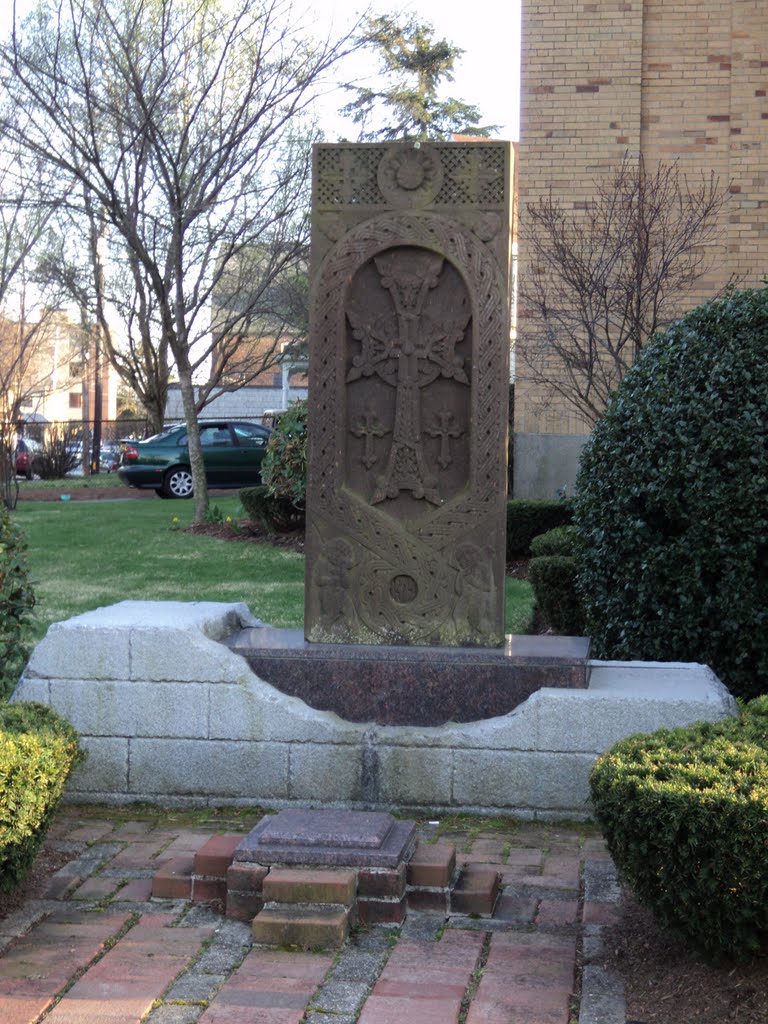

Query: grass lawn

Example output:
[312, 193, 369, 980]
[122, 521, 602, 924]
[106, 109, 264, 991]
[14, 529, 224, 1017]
[12, 492, 535, 640]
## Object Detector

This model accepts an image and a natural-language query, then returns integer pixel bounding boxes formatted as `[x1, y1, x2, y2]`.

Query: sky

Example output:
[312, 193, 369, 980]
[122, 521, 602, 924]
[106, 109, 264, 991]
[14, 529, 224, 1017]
[0, 0, 522, 140]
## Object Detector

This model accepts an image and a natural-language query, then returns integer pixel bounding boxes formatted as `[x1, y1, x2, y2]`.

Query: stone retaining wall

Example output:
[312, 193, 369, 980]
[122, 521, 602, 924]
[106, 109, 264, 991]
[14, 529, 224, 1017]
[13, 601, 738, 819]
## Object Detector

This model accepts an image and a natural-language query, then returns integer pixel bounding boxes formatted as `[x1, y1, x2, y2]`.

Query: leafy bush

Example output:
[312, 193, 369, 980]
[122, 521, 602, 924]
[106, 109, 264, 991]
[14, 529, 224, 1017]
[506, 499, 573, 559]
[0, 507, 35, 700]
[31, 425, 81, 481]
[239, 484, 304, 534]
[575, 286, 768, 700]
[530, 524, 578, 558]
[261, 400, 307, 509]
[590, 699, 768, 960]
[0, 702, 85, 892]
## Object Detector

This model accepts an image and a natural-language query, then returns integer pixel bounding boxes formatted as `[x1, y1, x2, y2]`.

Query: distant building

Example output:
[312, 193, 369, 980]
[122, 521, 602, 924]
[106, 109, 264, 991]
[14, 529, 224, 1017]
[515, 0, 767, 497]
[3, 312, 118, 438]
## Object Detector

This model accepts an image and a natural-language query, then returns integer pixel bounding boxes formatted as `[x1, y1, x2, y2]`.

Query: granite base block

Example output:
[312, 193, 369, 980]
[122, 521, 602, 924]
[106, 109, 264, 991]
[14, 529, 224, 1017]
[224, 627, 590, 726]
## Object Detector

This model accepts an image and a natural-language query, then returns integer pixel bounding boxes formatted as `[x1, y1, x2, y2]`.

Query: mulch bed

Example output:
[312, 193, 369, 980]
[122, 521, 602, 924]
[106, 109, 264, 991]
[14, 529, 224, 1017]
[598, 892, 768, 1024]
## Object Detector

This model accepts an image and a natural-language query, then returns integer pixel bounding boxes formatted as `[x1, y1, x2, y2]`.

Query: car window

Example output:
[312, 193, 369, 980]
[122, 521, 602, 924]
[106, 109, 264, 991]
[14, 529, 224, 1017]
[200, 426, 233, 447]
[232, 423, 269, 448]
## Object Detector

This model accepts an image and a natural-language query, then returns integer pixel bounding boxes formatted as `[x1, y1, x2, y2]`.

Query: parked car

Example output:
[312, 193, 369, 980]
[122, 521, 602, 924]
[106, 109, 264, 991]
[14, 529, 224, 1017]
[118, 420, 272, 498]
[14, 438, 39, 479]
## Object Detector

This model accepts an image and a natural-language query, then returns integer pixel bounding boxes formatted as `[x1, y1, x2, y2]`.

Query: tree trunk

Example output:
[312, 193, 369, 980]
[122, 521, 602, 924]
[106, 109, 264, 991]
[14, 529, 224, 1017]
[174, 356, 209, 525]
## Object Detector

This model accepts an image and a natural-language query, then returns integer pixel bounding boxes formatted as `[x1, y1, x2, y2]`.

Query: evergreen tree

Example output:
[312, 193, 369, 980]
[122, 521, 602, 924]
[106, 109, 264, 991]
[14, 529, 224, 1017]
[341, 14, 498, 142]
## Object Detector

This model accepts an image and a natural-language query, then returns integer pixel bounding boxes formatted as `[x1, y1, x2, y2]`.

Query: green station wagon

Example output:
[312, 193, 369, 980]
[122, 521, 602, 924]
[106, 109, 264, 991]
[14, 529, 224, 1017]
[118, 420, 271, 498]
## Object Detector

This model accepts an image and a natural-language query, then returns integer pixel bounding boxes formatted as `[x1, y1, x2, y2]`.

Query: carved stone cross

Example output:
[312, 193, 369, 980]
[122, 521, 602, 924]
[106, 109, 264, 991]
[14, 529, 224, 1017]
[346, 250, 470, 506]
[426, 410, 464, 469]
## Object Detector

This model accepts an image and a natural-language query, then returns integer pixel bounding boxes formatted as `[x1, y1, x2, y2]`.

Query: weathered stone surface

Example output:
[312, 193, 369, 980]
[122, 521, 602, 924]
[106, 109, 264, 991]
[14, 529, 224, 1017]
[235, 811, 416, 869]
[305, 141, 514, 647]
[257, 810, 394, 850]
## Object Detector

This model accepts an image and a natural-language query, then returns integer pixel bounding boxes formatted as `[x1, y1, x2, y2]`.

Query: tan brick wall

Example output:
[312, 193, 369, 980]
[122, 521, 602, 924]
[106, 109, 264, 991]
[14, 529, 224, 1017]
[516, 0, 767, 434]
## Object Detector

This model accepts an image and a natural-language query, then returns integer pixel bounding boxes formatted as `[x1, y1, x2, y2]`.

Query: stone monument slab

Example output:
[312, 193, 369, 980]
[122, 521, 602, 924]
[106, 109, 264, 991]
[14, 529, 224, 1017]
[234, 808, 417, 869]
[305, 141, 514, 648]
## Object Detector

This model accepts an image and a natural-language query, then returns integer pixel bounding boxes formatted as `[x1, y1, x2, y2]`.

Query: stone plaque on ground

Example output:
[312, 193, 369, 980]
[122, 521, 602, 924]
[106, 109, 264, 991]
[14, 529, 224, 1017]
[234, 809, 417, 868]
[305, 141, 514, 647]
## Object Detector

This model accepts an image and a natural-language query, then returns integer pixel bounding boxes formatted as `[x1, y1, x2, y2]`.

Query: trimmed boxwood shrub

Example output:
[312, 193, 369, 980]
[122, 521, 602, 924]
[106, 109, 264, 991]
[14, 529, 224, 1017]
[0, 506, 35, 700]
[590, 698, 768, 960]
[575, 286, 768, 700]
[530, 524, 578, 558]
[529, 525, 585, 634]
[0, 702, 85, 892]
[506, 499, 573, 559]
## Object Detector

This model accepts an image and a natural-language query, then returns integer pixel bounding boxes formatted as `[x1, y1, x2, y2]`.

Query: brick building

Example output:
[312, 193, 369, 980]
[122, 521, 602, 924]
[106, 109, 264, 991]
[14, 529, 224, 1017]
[514, 0, 767, 496]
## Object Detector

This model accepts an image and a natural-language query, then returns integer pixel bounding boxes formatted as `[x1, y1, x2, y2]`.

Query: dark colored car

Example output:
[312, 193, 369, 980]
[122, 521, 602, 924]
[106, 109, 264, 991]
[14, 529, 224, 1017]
[118, 420, 271, 498]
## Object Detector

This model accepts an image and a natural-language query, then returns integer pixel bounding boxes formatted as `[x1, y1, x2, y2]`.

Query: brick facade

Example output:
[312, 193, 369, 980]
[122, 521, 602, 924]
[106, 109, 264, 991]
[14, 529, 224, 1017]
[516, 0, 768, 434]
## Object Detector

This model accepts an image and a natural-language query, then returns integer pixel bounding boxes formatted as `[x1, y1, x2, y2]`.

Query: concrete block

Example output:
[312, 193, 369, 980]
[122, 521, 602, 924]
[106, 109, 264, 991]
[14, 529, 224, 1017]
[376, 746, 452, 807]
[452, 750, 596, 812]
[68, 737, 129, 793]
[26, 624, 131, 681]
[128, 739, 289, 799]
[10, 677, 50, 704]
[536, 662, 738, 753]
[289, 744, 362, 803]
[212, 682, 363, 745]
[130, 633, 250, 684]
[386, 702, 539, 751]
[45, 679, 208, 739]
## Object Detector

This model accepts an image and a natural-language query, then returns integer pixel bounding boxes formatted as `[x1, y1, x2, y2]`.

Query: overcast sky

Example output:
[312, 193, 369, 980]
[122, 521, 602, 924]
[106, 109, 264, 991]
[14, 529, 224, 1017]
[0, 0, 521, 139]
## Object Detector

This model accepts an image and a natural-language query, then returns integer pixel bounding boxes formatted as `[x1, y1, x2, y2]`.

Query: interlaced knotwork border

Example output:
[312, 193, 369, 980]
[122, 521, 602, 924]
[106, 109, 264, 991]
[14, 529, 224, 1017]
[306, 212, 508, 642]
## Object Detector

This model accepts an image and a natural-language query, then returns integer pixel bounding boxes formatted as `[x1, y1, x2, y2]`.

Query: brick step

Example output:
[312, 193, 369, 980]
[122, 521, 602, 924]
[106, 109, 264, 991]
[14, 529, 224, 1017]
[252, 904, 350, 949]
[263, 867, 356, 906]
[450, 865, 502, 917]
[406, 842, 457, 888]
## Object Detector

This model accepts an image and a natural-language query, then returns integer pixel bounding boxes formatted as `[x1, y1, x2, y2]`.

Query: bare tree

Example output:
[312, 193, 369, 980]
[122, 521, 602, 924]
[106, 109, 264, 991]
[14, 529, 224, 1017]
[518, 157, 730, 425]
[1, 0, 358, 522]
[0, 146, 66, 509]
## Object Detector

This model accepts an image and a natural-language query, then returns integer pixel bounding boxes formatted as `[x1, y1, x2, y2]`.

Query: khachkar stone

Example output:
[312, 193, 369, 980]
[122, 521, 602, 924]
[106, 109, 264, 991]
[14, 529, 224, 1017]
[305, 141, 513, 647]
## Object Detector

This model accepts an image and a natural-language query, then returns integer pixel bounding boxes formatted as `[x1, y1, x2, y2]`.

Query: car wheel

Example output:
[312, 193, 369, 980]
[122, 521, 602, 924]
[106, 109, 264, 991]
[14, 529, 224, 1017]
[162, 467, 194, 499]
[155, 488, 169, 498]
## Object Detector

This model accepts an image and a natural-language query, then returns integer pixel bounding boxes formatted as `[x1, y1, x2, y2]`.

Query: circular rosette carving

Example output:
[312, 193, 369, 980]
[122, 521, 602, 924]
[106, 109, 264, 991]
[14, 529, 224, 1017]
[356, 552, 453, 642]
[377, 146, 443, 208]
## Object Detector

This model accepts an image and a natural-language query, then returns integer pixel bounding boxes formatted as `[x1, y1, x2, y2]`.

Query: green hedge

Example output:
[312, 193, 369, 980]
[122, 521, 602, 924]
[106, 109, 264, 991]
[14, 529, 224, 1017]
[506, 499, 573, 559]
[528, 555, 585, 636]
[575, 286, 768, 701]
[0, 507, 35, 700]
[590, 698, 768, 960]
[530, 524, 578, 558]
[0, 702, 85, 892]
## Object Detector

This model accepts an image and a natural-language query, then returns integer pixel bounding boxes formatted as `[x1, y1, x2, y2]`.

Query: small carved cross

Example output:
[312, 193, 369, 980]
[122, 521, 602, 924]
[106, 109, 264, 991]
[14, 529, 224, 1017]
[426, 410, 464, 469]
[351, 409, 390, 469]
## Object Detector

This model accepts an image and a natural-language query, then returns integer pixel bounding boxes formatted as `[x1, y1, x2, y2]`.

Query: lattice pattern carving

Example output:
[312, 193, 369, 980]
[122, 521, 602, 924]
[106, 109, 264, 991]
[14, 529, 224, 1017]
[314, 143, 507, 210]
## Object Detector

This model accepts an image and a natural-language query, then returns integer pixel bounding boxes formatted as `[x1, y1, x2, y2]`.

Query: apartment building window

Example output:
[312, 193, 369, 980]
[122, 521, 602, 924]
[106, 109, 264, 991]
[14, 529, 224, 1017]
[69, 392, 83, 409]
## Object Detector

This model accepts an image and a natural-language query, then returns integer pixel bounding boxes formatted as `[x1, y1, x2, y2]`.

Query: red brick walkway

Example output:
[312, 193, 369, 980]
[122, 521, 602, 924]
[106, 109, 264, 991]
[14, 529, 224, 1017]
[0, 809, 621, 1024]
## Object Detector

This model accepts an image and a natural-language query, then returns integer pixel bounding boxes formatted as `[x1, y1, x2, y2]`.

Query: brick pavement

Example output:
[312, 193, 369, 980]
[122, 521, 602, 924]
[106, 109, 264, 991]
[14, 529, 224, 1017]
[0, 809, 625, 1024]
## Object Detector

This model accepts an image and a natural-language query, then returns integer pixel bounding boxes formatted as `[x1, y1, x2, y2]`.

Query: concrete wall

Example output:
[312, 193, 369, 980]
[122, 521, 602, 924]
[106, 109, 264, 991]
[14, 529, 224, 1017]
[513, 432, 589, 500]
[13, 602, 737, 820]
